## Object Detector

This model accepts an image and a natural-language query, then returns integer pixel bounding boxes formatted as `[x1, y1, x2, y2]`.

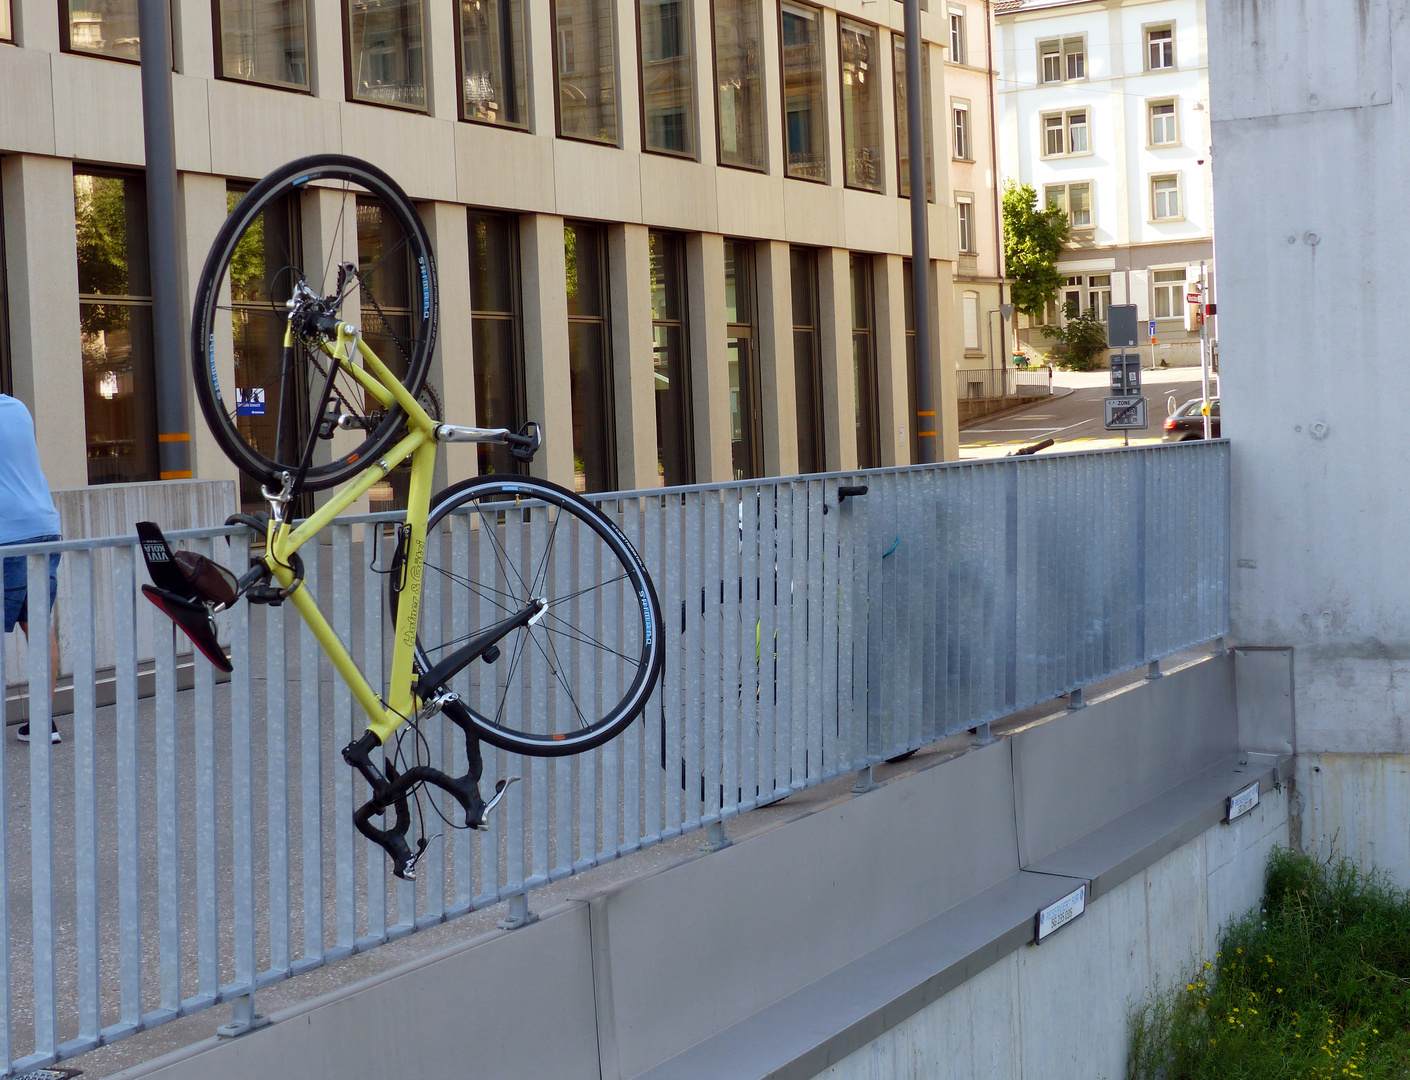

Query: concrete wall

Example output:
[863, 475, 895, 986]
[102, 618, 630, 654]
[1208, 0, 1410, 879]
[103, 653, 1292, 1080]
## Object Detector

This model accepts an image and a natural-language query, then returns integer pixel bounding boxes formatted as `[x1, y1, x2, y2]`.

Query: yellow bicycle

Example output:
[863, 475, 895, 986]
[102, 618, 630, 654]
[140, 155, 664, 879]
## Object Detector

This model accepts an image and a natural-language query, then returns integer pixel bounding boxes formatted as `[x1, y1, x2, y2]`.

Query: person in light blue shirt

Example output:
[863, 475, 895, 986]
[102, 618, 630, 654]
[0, 394, 63, 743]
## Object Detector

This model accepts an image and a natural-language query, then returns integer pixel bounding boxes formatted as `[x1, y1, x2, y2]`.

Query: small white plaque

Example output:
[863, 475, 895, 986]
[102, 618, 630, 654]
[1226, 780, 1260, 822]
[1035, 884, 1087, 943]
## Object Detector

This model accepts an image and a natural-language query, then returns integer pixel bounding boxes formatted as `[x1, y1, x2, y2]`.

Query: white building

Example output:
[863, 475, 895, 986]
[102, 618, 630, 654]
[995, 0, 1213, 365]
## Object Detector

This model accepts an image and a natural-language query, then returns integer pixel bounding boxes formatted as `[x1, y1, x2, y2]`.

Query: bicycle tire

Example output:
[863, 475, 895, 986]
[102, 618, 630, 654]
[416, 476, 664, 757]
[191, 155, 438, 492]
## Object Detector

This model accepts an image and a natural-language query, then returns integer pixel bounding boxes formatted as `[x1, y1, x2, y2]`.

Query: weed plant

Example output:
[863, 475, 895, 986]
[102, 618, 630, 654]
[1130, 848, 1410, 1079]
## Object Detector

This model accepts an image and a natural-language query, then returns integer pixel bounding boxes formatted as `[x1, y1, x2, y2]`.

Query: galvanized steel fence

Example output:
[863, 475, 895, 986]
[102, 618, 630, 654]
[0, 442, 1228, 1074]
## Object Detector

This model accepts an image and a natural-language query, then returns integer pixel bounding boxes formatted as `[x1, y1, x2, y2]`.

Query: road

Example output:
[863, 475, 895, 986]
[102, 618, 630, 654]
[959, 367, 1216, 459]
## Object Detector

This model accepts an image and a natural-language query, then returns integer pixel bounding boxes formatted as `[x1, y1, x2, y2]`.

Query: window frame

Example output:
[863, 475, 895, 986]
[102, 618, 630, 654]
[454, 0, 530, 127]
[1143, 21, 1174, 71]
[648, 228, 695, 484]
[838, 15, 883, 192]
[1044, 180, 1094, 232]
[892, 31, 935, 202]
[1147, 97, 1179, 147]
[779, 0, 828, 184]
[1039, 107, 1089, 159]
[551, 0, 622, 145]
[947, 6, 964, 65]
[849, 252, 880, 470]
[955, 191, 975, 254]
[709, 0, 768, 172]
[342, 0, 429, 112]
[1151, 266, 1186, 320]
[637, 0, 698, 158]
[1086, 273, 1111, 321]
[789, 244, 825, 472]
[212, 0, 313, 92]
[468, 210, 528, 475]
[1150, 172, 1183, 222]
[951, 98, 971, 161]
[564, 219, 619, 491]
[724, 238, 763, 479]
[1038, 34, 1085, 82]
[1, 0, 14, 42]
[60, 0, 152, 64]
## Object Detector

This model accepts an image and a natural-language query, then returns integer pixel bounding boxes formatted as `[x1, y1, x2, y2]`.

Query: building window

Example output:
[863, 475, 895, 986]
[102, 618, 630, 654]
[1038, 36, 1083, 82]
[839, 19, 882, 192]
[649, 230, 693, 485]
[1042, 108, 1087, 156]
[1087, 273, 1111, 320]
[1151, 174, 1181, 220]
[952, 100, 971, 160]
[1146, 24, 1173, 70]
[948, 7, 964, 64]
[724, 239, 762, 479]
[1045, 181, 1092, 230]
[0, 0, 11, 42]
[640, 0, 695, 156]
[554, 0, 619, 143]
[781, 2, 827, 182]
[76, 171, 157, 485]
[224, 183, 305, 513]
[469, 211, 526, 476]
[790, 246, 823, 472]
[63, 0, 140, 60]
[1152, 268, 1185, 318]
[1148, 99, 1178, 146]
[962, 291, 980, 351]
[893, 34, 934, 201]
[346, 0, 426, 110]
[713, 0, 766, 169]
[565, 222, 616, 492]
[956, 193, 975, 254]
[215, 0, 310, 90]
[459, 0, 527, 126]
[850, 254, 879, 470]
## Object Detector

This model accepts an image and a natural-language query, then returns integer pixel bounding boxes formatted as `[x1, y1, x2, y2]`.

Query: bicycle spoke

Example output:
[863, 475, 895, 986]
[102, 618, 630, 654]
[528, 626, 589, 731]
[542, 611, 641, 667]
[493, 628, 531, 729]
[423, 561, 518, 611]
[529, 506, 563, 598]
[475, 502, 530, 600]
[546, 572, 631, 608]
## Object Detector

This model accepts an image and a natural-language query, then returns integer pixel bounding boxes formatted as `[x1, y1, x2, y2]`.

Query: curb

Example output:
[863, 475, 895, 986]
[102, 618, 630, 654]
[959, 387, 1078, 431]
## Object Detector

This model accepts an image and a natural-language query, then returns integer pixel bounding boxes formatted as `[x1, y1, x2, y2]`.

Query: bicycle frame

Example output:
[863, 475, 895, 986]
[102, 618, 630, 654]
[260, 322, 491, 746]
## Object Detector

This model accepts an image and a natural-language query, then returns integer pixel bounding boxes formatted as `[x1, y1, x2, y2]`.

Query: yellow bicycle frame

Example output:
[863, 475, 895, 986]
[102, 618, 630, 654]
[262, 323, 438, 746]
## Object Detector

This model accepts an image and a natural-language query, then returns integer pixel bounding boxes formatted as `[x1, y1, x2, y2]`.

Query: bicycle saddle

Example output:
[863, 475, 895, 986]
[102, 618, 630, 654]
[136, 521, 236, 673]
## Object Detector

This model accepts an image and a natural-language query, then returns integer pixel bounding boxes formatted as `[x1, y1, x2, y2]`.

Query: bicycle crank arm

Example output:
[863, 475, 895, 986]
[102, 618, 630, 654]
[415, 599, 547, 699]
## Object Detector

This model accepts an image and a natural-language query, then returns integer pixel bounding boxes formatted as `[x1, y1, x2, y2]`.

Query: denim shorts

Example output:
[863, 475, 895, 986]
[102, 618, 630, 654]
[3, 535, 62, 634]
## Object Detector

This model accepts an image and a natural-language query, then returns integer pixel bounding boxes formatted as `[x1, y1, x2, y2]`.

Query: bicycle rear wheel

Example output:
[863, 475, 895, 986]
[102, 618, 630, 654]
[191, 155, 437, 493]
[417, 476, 664, 757]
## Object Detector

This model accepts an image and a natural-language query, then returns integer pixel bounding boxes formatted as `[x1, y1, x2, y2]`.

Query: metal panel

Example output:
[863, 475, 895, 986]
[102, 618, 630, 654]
[0, 444, 1230, 1074]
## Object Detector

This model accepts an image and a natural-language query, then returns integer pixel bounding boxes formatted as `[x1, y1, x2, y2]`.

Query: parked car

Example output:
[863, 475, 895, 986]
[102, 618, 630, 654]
[1162, 398, 1221, 441]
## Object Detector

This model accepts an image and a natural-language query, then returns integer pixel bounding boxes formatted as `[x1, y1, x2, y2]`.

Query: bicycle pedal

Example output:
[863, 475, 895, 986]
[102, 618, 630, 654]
[475, 776, 520, 829]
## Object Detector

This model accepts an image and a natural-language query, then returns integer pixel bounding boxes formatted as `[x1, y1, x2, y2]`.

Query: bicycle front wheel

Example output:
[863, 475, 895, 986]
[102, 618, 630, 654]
[417, 476, 664, 757]
[191, 155, 438, 492]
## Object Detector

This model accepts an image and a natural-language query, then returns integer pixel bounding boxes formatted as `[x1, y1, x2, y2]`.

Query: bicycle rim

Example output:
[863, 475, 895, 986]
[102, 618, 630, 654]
[417, 477, 664, 757]
[191, 155, 438, 492]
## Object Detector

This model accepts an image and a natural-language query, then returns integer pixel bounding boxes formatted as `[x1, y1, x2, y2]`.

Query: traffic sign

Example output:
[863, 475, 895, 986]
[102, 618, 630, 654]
[1104, 396, 1148, 430]
[1107, 304, 1138, 348]
[1109, 352, 1141, 395]
[1148, 319, 1157, 337]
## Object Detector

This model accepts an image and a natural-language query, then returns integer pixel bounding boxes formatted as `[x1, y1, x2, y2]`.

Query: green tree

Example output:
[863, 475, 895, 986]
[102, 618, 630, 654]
[1001, 180, 1069, 318]
[1048, 299, 1107, 371]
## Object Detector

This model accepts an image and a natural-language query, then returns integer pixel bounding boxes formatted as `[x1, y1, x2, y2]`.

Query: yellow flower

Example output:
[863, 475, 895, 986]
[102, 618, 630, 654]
[1186, 983, 1195, 991]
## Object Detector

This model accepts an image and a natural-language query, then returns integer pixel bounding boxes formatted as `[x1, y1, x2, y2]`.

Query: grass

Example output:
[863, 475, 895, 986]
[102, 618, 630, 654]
[1130, 848, 1410, 1079]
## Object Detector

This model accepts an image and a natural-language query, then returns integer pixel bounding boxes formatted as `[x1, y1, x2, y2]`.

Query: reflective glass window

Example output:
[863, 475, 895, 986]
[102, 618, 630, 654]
[789, 245, 823, 472]
[839, 19, 882, 191]
[850, 254, 879, 469]
[640, 0, 695, 155]
[347, 0, 426, 110]
[64, 0, 141, 61]
[724, 239, 761, 479]
[459, 0, 527, 126]
[565, 222, 616, 492]
[893, 34, 934, 201]
[216, 0, 310, 90]
[780, 2, 826, 181]
[649, 230, 693, 484]
[554, 0, 619, 143]
[712, 0, 765, 169]
[469, 211, 526, 475]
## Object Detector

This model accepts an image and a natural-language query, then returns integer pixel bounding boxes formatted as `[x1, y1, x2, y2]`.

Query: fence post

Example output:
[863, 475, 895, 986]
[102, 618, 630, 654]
[216, 991, 268, 1038]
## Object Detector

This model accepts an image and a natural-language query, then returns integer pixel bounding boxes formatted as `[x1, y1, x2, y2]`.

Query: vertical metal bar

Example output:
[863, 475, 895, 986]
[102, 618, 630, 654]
[620, 498, 644, 853]
[26, 553, 57, 1053]
[300, 543, 324, 961]
[227, 532, 255, 992]
[194, 538, 220, 1002]
[451, 513, 476, 909]
[812, 481, 832, 781]
[476, 517, 501, 900]
[640, 498, 664, 845]
[114, 546, 142, 1029]
[361, 525, 386, 939]
[758, 484, 781, 802]
[702, 490, 723, 823]
[683, 492, 704, 829]
[595, 501, 618, 862]
[526, 504, 550, 882]
[332, 525, 358, 946]
[663, 496, 683, 835]
[905, 0, 935, 463]
[266, 595, 291, 969]
[789, 483, 808, 789]
[550, 510, 575, 875]
[422, 522, 446, 919]
[70, 550, 99, 1042]
[738, 487, 760, 810]
[155, 555, 180, 1011]
[721, 491, 742, 816]
[0, 598, 10, 1067]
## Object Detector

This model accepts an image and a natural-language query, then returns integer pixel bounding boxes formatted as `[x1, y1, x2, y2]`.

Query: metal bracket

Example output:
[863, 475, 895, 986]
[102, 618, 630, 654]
[216, 991, 270, 1038]
[498, 892, 539, 931]
[1146, 660, 1163, 680]
[971, 721, 994, 747]
[701, 820, 732, 851]
[850, 765, 878, 793]
[1067, 688, 1086, 710]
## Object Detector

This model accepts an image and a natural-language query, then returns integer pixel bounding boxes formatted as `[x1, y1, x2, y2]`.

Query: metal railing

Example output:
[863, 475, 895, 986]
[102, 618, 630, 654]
[957, 367, 1052, 399]
[0, 442, 1229, 1074]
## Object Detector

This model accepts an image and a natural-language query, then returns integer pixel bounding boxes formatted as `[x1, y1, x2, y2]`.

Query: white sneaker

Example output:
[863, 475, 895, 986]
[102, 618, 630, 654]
[17, 722, 60, 744]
